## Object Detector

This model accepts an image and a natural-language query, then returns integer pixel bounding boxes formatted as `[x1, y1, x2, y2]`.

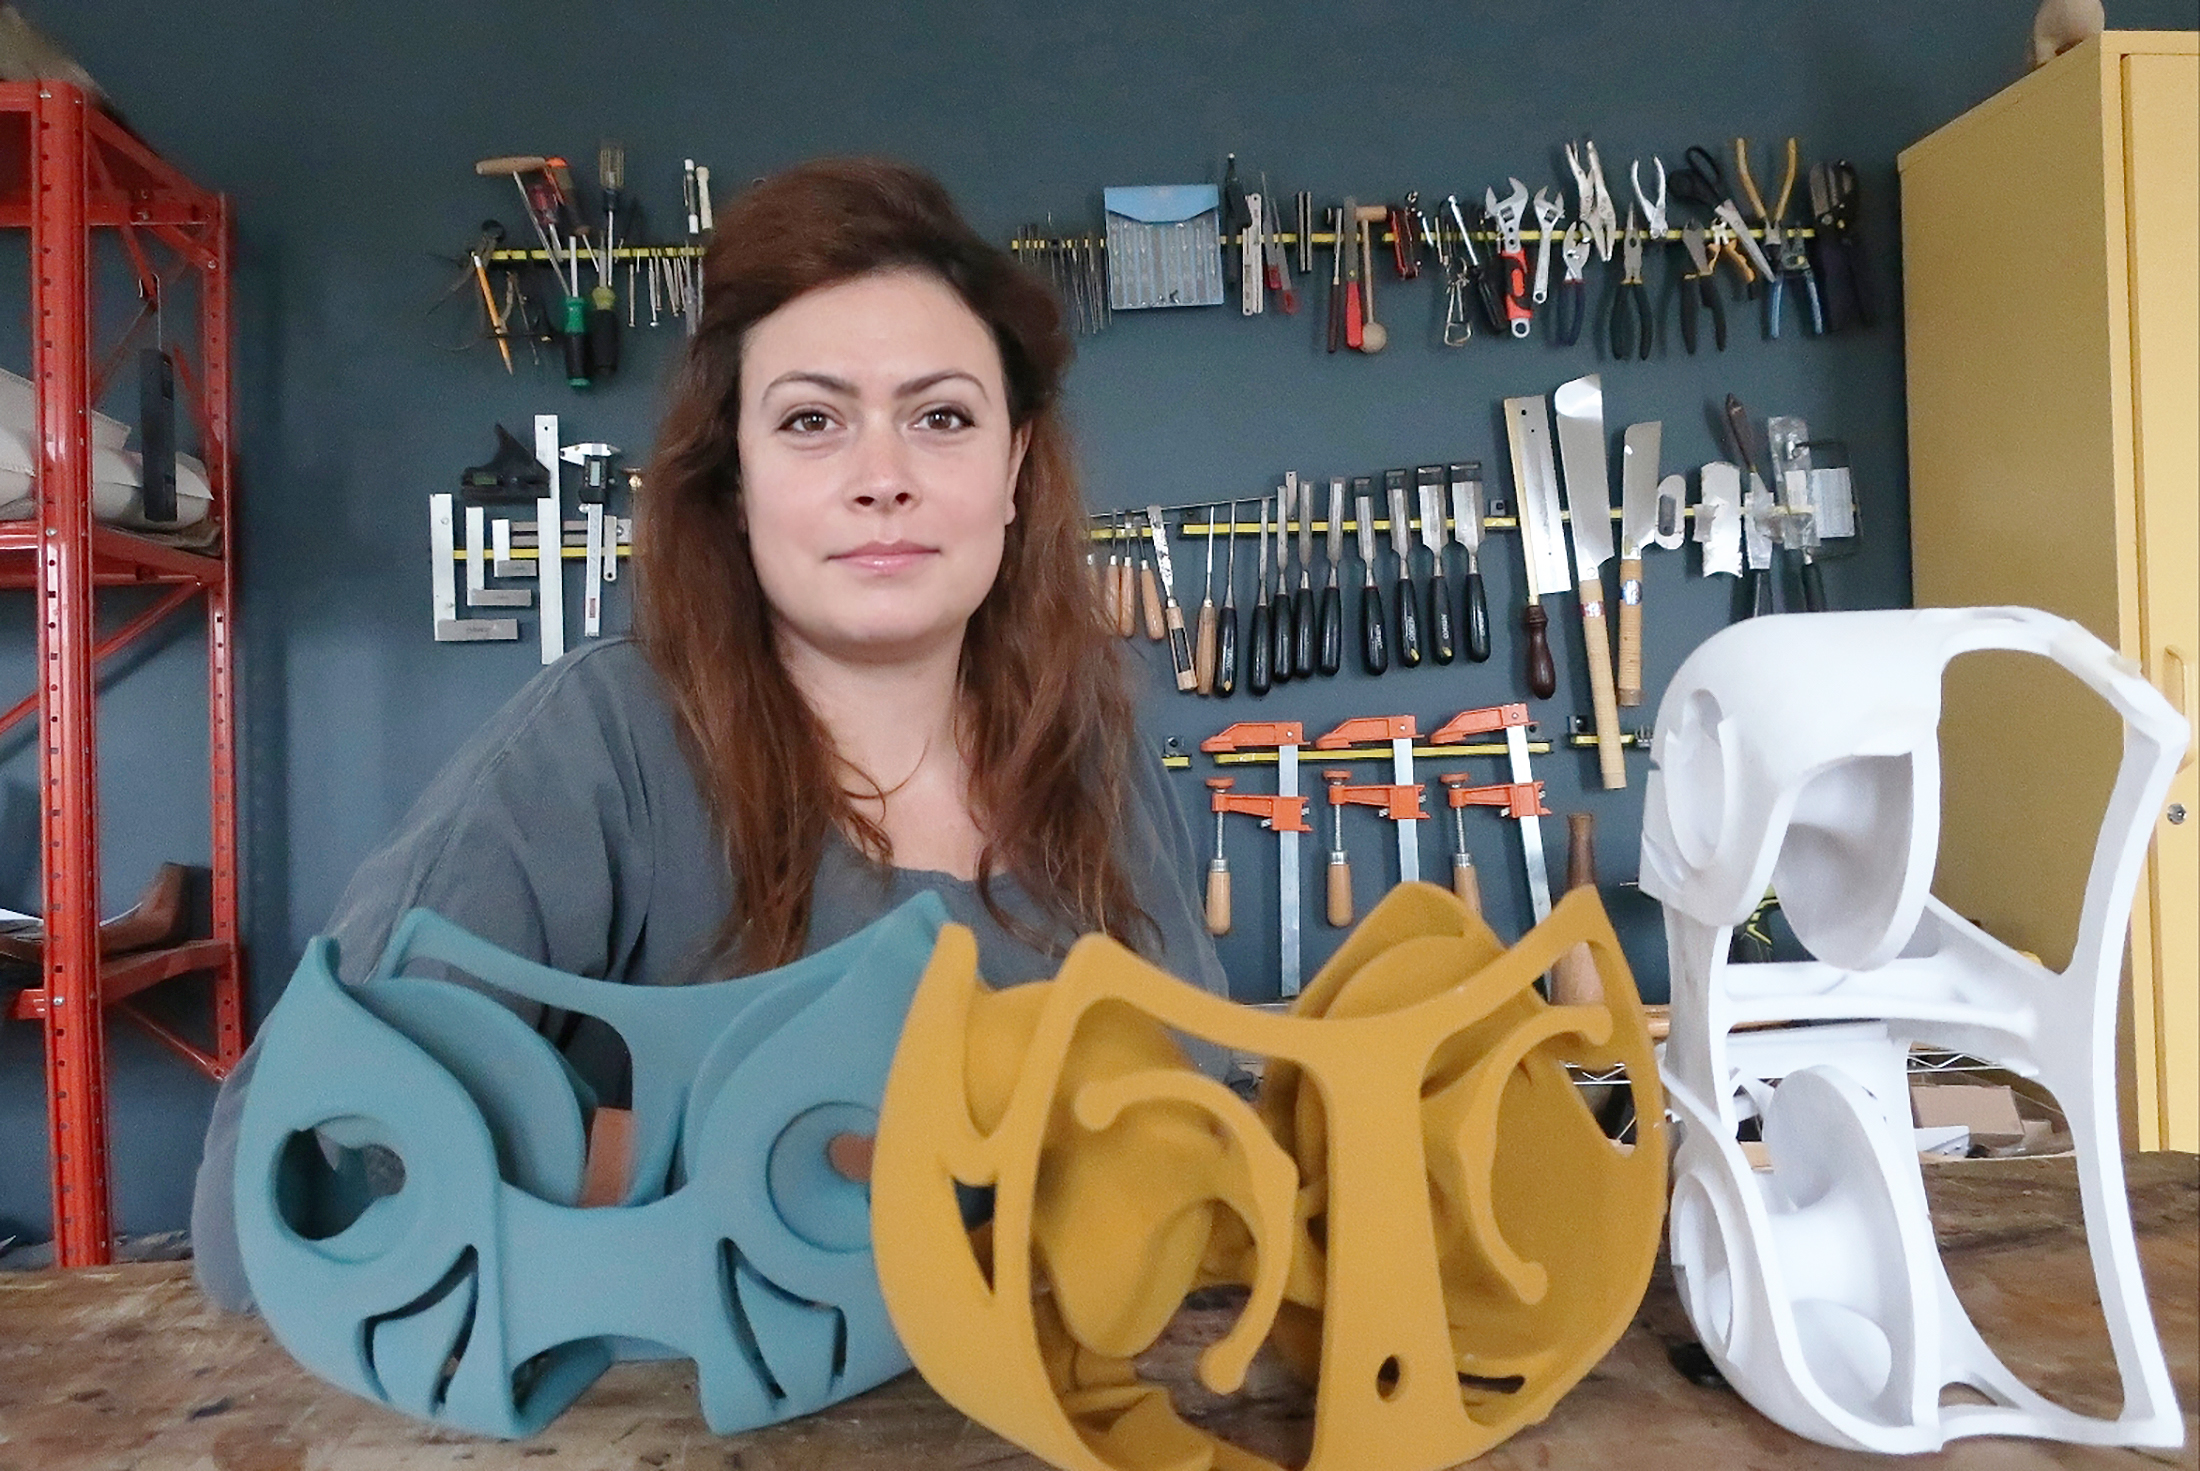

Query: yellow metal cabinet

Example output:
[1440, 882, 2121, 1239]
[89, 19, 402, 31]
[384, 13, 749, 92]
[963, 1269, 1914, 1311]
[1903, 33, 2197, 1152]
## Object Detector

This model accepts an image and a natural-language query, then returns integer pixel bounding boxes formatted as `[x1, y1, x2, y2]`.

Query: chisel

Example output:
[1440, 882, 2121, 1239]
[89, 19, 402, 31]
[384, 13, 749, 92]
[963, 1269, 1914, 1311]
[1113, 512, 1136, 637]
[1215, 503, 1240, 697]
[1271, 480, 1295, 686]
[1384, 470, 1422, 667]
[1292, 473, 1316, 679]
[1249, 501, 1273, 696]
[1416, 465, 1455, 664]
[1100, 516, 1122, 630]
[1317, 478, 1344, 676]
[1449, 462, 1491, 662]
[1352, 481, 1388, 674]
[1137, 510, 1167, 642]
[1194, 504, 1219, 693]
[1145, 505, 1197, 691]
[1552, 374, 1627, 789]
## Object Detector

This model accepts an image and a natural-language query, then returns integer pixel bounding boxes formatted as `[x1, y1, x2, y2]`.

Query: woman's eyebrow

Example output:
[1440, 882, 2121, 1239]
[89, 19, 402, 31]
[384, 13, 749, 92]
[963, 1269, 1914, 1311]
[762, 370, 859, 397]
[759, 368, 992, 402]
[895, 369, 990, 402]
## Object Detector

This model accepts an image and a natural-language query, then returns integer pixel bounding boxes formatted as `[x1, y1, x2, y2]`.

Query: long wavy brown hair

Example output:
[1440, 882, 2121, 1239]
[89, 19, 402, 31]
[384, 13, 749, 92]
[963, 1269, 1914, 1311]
[636, 157, 1149, 974]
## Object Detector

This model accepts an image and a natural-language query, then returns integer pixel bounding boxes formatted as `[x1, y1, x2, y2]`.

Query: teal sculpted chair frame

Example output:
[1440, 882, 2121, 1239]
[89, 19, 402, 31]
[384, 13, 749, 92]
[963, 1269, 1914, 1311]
[233, 893, 947, 1438]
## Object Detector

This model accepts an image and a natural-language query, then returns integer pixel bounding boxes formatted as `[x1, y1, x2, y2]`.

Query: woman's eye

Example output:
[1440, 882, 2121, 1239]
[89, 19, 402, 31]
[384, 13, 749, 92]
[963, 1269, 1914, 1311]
[917, 405, 974, 432]
[781, 409, 835, 434]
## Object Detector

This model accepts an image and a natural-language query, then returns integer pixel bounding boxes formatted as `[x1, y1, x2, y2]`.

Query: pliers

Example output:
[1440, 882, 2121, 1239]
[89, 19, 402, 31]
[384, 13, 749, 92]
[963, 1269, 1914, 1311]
[1609, 205, 1651, 361]
[1552, 221, 1591, 346]
[1565, 138, 1619, 262]
[1736, 136, 1818, 338]
[1681, 144, 1778, 285]
[1808, 160, 1873, 330]
[1678, 223, 1727, 353]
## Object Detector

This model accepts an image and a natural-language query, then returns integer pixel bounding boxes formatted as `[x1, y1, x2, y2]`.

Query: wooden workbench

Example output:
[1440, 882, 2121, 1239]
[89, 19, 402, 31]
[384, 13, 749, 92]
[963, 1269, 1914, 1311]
[1, 1155, 2193, 1471]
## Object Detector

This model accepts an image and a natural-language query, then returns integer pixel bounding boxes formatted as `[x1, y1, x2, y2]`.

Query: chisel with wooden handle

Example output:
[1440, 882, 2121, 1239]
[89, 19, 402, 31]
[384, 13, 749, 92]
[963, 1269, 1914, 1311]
[1113, 512, 1136, 637]
[1145, 505, 1196, 691]
[1353, 481, 1388, 674]
[1194, 504, 1219, 693]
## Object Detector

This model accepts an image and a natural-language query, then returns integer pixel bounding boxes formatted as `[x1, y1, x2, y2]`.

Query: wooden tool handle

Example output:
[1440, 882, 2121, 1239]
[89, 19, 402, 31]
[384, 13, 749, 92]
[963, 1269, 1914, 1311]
[1327, 856, 1353, 928]
[1565, 811, 1598, 889]
[1139, 566, 1166, 640]
[1451, 855, 1481, 917]
[1580, 578, 1627, 790]
[1552, 943, 1603, 1006]
[1523, 599, 1555, 699]
[1205, 862, 1231, 936]
[1195, 603, 1218, 693]
[1616, 557, 1645, 707]
[1115, 561, 1136, 637]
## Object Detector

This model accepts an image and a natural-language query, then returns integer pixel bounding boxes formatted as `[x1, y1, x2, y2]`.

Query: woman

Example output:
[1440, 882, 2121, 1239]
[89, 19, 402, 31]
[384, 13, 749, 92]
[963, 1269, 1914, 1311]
[191, 158, 1227, 1310]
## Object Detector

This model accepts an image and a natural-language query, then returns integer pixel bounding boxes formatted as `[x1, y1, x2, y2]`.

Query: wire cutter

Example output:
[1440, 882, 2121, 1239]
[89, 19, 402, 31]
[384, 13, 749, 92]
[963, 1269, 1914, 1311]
[1735, 136, 1812, 337]
[1552, 221, 1591, 346]
[1681, 144, 1778, 284]
[1610, 206, 1651, 361]
[1808, 160, 1873, 330]
[1678, 223, 1727, 353]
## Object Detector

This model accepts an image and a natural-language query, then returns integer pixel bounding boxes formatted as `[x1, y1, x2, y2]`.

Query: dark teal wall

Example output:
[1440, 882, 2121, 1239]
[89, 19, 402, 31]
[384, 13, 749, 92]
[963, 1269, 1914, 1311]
[3, 1, 2194, 1243]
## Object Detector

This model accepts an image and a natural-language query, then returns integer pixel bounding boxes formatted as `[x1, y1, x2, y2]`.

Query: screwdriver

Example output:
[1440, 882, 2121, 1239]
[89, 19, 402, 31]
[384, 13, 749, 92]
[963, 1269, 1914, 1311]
[1385, 470, 1422, 667]
[1204, 778, 1234, 935]
[1293, 473, 1316, 678]
[1353, 481, 1388, 674]
[1318, 478, 1345, 676]
[1194, 504, 1219, 693]
[1324, 770, 1354, 927]
[1215, 503, 1240, 696]
[1113, 513, 1136, 638]
[1438, 774, 1484, 917]
[1248, 500, 1273, 696]
[1270, 481, 1294, 686]
[591, 142, 624, 378]
[1325, 206, 1346, 353]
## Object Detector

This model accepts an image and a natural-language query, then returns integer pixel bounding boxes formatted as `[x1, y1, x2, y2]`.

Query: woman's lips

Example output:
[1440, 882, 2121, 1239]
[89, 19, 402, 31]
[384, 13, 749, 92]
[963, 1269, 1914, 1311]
[832, 540, 938, 574]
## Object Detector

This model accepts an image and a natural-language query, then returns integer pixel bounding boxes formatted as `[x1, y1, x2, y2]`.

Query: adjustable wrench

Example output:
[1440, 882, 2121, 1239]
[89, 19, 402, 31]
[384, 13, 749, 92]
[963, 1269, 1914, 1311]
[1483, 177, 1533, 337]
[1531, 187, 1565, 304]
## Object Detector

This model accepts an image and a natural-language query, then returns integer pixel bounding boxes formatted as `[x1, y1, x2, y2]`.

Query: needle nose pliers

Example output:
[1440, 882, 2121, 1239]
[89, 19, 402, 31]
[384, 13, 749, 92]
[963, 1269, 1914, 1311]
[1609, 207, 1651, 361]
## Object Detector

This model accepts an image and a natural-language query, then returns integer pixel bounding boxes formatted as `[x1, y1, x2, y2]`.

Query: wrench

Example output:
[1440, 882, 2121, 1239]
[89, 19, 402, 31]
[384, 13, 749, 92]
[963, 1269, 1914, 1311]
[1483, 177, 1533, 337]
[1531, 187, 1564, 304]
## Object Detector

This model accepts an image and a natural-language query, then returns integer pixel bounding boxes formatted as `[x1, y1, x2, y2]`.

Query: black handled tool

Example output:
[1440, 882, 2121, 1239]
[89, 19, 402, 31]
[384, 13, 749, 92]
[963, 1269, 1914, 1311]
[1292, 475, 1316, 678]
[1248, 500, 1273, 695]
[1269, 482, 1293, 686]
[1215, 502, 1240, 696]
[1317, 478, 1344, 676]
[1352, 481, 1388, 674]
[1678, 224, 1728, 354]
[1384, 471, 1422, 667]
[1416, 465, 1455, 664]
[1449, 463, 1491, 663]
[1809, 159, 1873, 331]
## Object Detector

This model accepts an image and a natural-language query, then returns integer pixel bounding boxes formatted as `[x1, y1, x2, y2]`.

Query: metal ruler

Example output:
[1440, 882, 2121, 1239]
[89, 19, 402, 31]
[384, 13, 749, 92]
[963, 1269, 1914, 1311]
[534, 413, 565, 665]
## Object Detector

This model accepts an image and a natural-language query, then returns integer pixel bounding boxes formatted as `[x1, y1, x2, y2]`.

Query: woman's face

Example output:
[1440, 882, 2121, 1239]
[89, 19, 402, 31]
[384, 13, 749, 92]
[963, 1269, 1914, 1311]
[738, 269, 1027, 668]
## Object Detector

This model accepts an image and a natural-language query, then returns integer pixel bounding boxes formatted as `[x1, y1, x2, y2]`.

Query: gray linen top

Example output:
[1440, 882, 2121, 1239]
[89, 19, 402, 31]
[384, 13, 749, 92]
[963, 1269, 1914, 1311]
[191, 638, 1227, 1311]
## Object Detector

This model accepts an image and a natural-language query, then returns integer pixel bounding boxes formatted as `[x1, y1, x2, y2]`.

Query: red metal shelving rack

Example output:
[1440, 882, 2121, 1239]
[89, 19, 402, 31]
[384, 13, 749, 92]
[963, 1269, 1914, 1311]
[0, 81, 243, 1268]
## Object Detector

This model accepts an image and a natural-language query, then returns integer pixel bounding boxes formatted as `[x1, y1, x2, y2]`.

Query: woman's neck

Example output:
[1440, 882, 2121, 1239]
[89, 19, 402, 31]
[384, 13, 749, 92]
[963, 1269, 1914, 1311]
[778, 630, 987, 880]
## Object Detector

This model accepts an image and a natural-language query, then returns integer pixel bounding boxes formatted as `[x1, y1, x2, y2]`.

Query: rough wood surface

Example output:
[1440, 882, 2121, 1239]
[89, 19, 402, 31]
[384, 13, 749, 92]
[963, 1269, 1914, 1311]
[0, 1155, 2192, 1471]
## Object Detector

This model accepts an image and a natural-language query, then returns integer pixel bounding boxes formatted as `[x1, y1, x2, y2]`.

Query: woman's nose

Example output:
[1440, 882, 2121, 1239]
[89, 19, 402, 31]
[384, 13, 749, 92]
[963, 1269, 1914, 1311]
[846, 424, 918, 510]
